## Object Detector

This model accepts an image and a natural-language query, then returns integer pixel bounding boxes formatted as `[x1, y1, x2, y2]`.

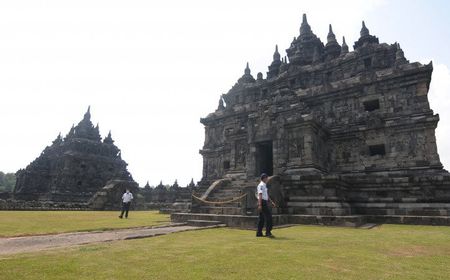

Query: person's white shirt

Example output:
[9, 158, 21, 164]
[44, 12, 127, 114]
[122, 192, 133, 203]
[257, 181, 269, 201]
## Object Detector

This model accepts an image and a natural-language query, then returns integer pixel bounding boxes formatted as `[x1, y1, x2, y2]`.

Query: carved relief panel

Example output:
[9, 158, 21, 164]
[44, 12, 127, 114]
[235, 139, 248, 168]
[288, 133, 305, 160]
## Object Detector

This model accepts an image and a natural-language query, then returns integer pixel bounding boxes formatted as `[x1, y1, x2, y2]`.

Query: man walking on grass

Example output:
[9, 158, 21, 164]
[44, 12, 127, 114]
[119, 189, 133, 219]
[256, 173, 276, 238]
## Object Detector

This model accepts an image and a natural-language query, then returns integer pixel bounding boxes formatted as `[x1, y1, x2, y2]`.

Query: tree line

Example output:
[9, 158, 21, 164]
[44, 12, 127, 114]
[0, 172, 16, 192]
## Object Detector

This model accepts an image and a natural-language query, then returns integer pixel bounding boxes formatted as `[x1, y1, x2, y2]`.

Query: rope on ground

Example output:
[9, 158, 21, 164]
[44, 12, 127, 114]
[192, 193, 247, 205]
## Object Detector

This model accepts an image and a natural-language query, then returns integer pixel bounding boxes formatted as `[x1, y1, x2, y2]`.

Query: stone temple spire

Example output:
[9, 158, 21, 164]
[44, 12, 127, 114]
[156, 180, 164, 189]
[52, 133, 63, 145]
[144, 181, 151, 189]
[354, 20, 379, 49]
[217, 96, 225, 110]
[95, 123, 100, 135]
[74, 107, 101, 141]
[273, 44, 281, 61]
[325, 24, 341, 60]
[187, 178, 196, 188]
[300, 13, 312, 35]
[103, 130, 114, 144]
[327, 24, 337, 44]
[238, 62, 255, 84]
[267, 45, 282, 79]
[360, 21, 370, 37]
[341, 36, 349, 54]
[66, 125, 75, 140]
[395, 43, 408, 66]
[244, 62, 250, 75]
[83, 106, 91, 121]
[257, 72, 263, 81]
[279, 56, 289, 73]
[287, 13, 324, 65]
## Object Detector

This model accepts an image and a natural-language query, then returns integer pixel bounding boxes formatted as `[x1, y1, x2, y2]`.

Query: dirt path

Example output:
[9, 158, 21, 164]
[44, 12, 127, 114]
[0, 223, 224, 256]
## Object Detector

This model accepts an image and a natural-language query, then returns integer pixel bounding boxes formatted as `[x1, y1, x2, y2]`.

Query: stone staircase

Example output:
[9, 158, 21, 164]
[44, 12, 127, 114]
[186, 219, 224, 227]
[192, 178, 255, 215]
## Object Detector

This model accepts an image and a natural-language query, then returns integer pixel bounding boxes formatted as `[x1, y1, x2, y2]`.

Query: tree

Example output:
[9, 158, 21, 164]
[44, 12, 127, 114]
[0, 172, 16, 192]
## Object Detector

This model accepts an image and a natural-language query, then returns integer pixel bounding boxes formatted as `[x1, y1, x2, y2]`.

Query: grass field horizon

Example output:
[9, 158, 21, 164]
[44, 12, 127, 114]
[0, 210, 170, 237]
[1, 224, 450, 279]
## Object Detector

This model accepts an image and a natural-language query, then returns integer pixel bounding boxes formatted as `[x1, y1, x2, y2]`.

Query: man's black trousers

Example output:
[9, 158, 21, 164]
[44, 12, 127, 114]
[257, 200, 273, 235]
[120, 202, 131, 218]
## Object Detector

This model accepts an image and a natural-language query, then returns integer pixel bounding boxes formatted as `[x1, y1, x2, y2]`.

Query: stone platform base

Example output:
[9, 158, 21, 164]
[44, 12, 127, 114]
[0, 199, 89, 211]
[171, 212, 450, 229]
[186, 220, 224, 227]
[171, 212, 288, 229]
[366, 215, 450, 226]
[171, 213, 365, 228]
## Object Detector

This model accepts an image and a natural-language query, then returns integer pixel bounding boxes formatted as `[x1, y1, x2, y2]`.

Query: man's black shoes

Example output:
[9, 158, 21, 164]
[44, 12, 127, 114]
[256, 233, 275, 238]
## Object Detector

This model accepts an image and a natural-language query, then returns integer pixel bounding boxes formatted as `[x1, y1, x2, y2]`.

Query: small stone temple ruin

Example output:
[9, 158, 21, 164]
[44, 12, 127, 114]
[172, 14, 450, 226]
[4, 107, 193, 210]
[13, 107, 136, 204]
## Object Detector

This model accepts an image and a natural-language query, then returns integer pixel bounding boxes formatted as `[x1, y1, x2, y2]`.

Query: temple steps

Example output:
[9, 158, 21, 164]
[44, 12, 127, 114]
[351, 204, 450, 216]
[288, 207, 351, 216]
[172, 213, 365, 228]
[285, 199, 450, 216]
[196, 201, 242, 207]
[288, 196, 342, 201]
[287, 201, 351, 208]
[172, 213, 291, 229]
[192, 179, 255, 215]
[208, 190, 242, 197]
[196, 206, 244, 215]
[172, 212, 450, 228]
[186, 219, 224, 227]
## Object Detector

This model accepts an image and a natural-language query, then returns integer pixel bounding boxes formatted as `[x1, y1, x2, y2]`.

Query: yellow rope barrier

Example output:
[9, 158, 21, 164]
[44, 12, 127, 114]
[192, 193, 247, 205]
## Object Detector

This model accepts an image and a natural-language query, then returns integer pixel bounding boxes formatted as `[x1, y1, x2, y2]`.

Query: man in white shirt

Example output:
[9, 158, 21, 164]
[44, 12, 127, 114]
[119, 189, 133, 219]
[256, 173, 276, 238]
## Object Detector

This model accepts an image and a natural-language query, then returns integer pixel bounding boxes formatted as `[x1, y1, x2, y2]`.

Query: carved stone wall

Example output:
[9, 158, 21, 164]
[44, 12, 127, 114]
[199, 15, 442, 184]
[185, 15, 450, 225]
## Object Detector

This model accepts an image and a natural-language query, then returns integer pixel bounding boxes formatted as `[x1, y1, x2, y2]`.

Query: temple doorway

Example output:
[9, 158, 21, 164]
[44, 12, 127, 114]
[255, 141, 273, 176]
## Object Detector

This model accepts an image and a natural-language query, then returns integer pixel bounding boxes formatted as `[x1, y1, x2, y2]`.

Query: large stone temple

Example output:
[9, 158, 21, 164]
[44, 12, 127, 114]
[13, 107, 135, 204]
[172, 14, 450, 226]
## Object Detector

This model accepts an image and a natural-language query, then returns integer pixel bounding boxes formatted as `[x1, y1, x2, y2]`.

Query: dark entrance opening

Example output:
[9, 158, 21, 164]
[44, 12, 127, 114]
[255, 141, 273, 176]
[369, 144, 386, 156]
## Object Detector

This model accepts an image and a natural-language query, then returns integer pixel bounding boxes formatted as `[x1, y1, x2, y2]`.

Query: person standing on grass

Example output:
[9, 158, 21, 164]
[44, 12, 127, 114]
[256, 173, 276, 238]
[119, 189, 133, 219]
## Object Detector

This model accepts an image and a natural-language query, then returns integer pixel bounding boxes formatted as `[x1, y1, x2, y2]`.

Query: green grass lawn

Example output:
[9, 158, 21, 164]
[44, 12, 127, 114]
[0, 211, 170, 237]
[1, 224, 450, 279]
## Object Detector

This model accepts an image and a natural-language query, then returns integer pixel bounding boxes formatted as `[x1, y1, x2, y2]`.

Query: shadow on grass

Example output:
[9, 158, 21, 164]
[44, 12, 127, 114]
[269, 236, 293, 241]
[253, 236, 293, 241]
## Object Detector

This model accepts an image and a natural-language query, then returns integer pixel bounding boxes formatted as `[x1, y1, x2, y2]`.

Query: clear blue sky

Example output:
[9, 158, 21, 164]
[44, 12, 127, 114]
[363, 0, 450, 66]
